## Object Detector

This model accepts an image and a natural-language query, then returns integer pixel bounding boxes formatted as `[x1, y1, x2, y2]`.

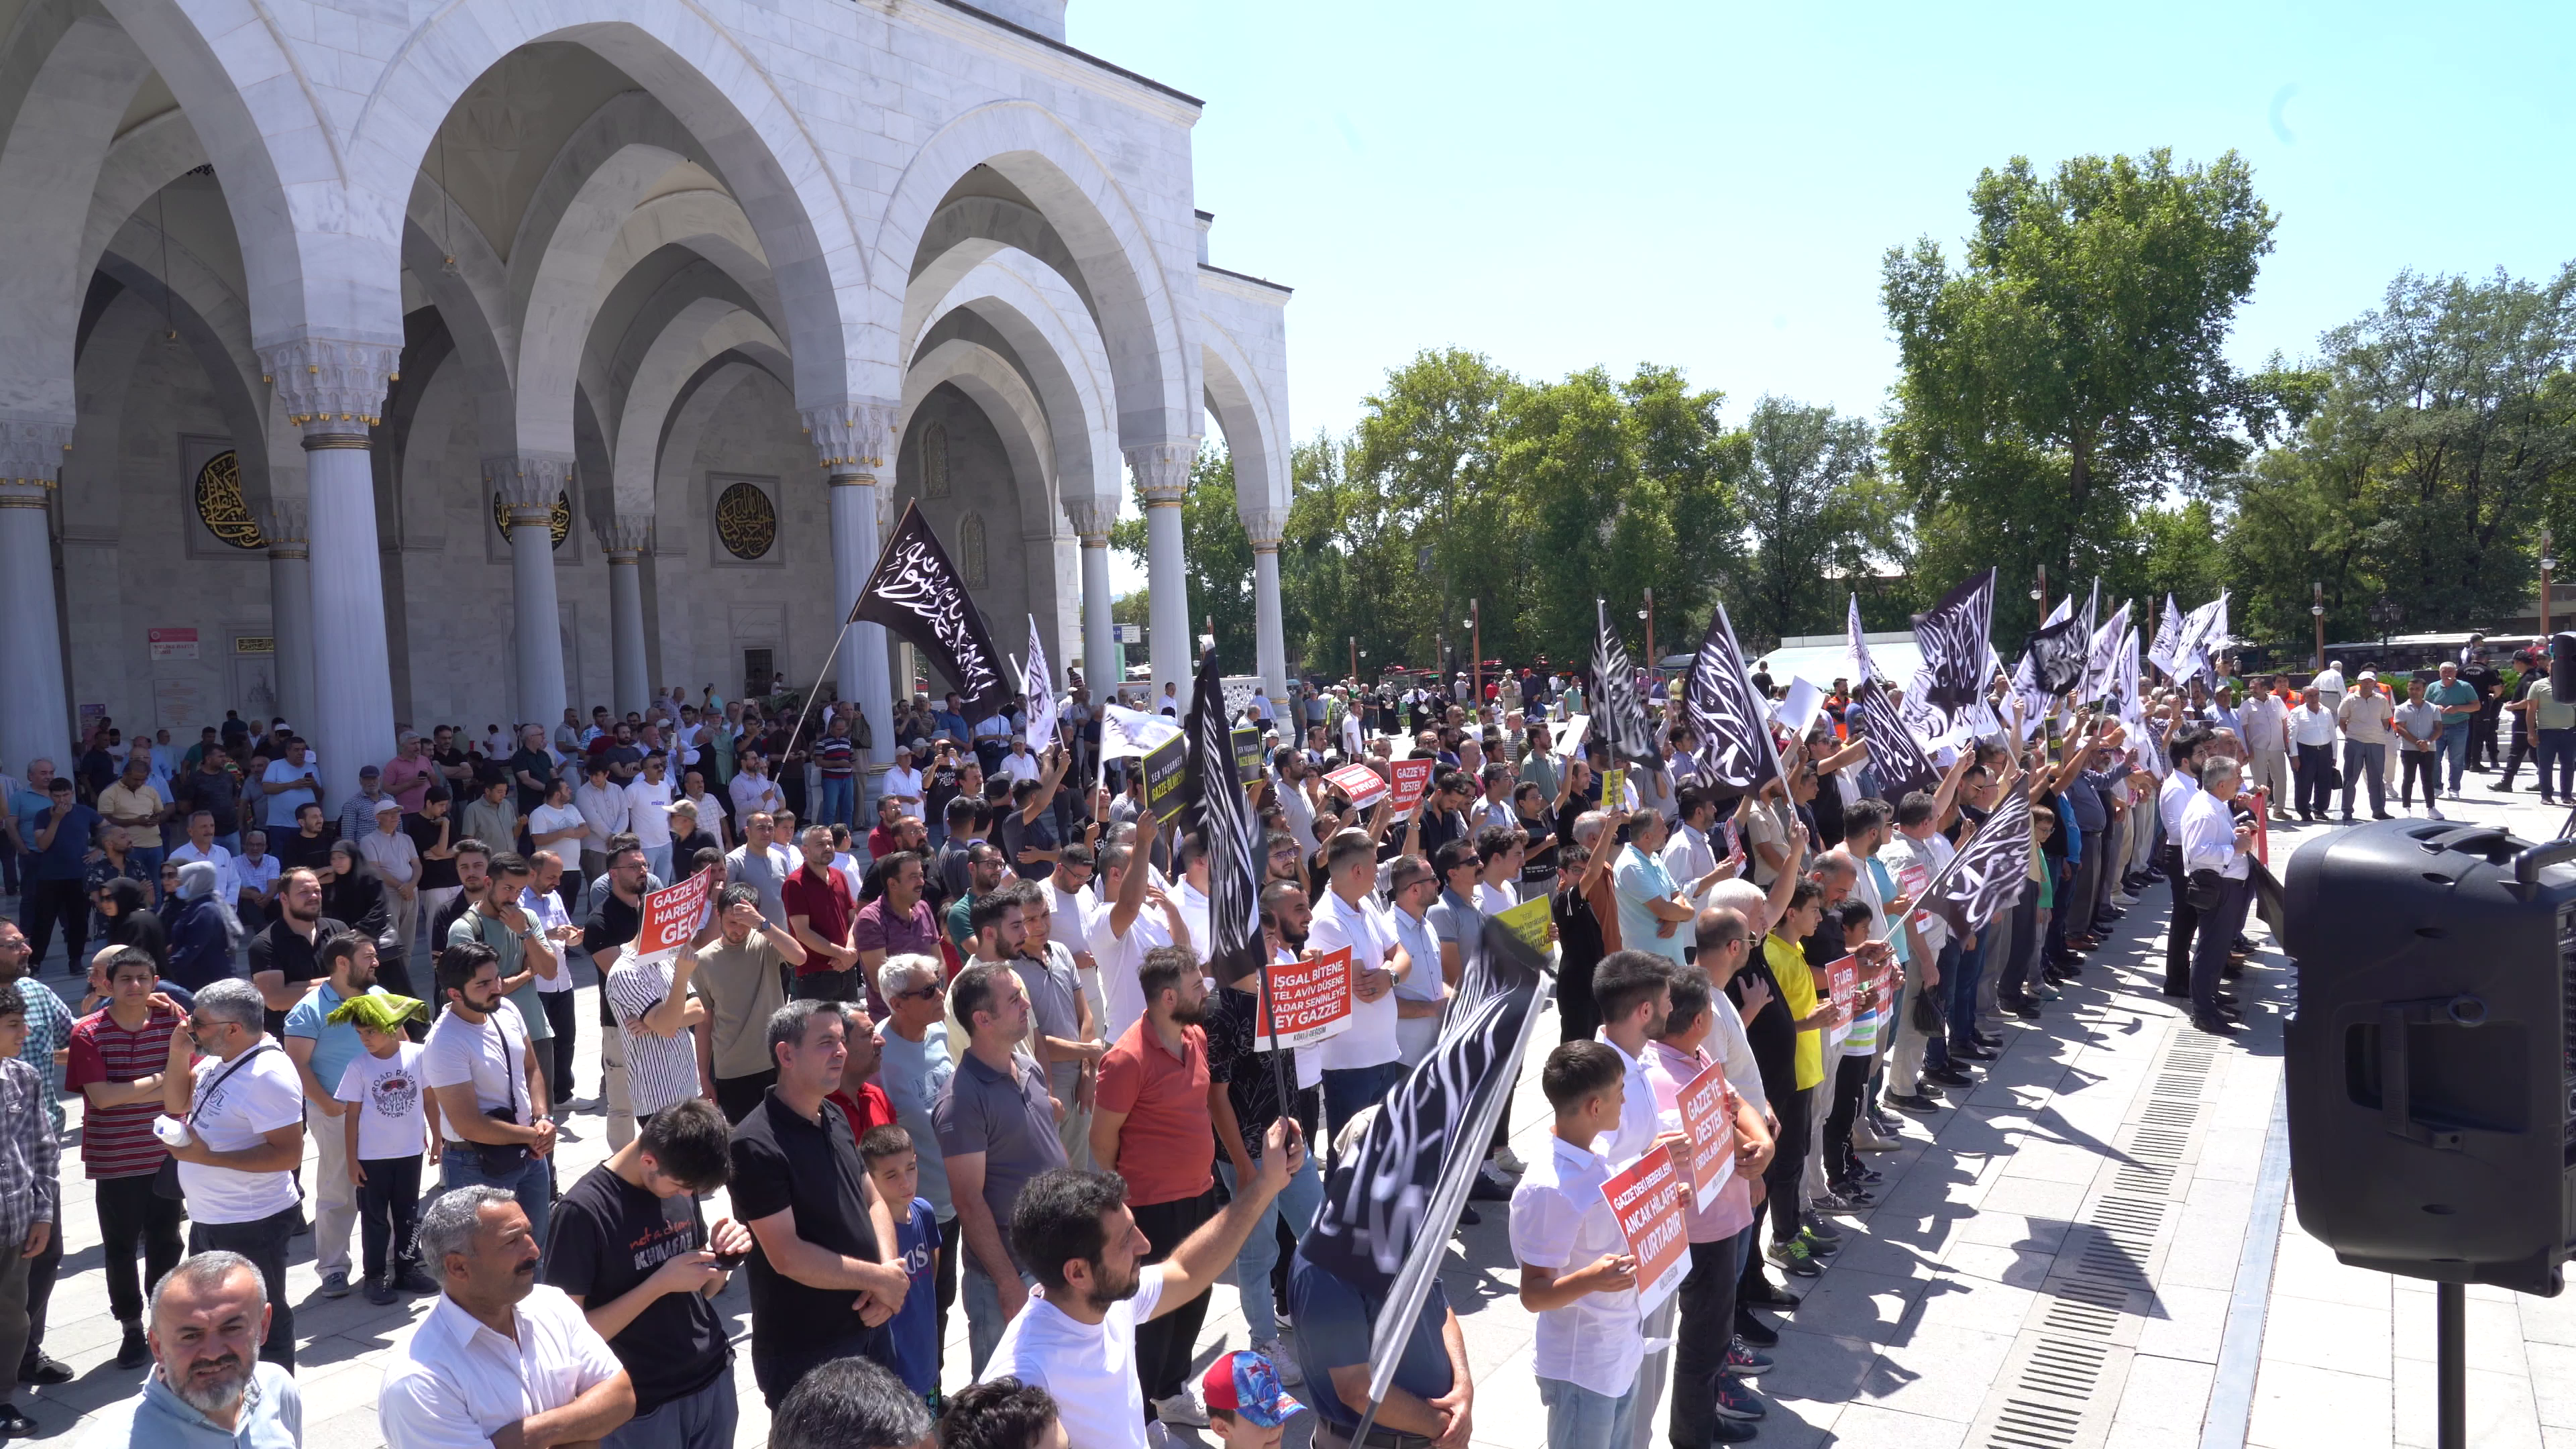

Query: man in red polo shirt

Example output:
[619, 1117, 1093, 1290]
[1091, 945, 1219, 1426]
[782, 824, 861, 1004]
[62, 947, 186, 1369]
[827, 1000, 898, 1140]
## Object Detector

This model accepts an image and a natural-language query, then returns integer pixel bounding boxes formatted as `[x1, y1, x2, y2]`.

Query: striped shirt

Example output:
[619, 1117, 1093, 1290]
[15, 977, 71, 1135]
[816, 735, 856, 780]
[66, 1006, 184, 1178]
[606, 958, 703, 1118]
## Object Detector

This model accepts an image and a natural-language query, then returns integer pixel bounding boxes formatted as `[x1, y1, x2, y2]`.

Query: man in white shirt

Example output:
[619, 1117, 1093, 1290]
[882, 747, 926, 816]
[422, 941, 558, 1244]
[2157, 720, 2218, 999]
[2179, 756, 2253, 1036]
[257, 738, 325, 831]
[1656, 788, 1732, 910]
[2308, 659, 2347, 718]
[2288, 688, 2340, 822]
[982, 1119, 1307, 1449]
[998, 739, 1044, 787]
[729, 751, 785, 829]
[156, 977, 307, 1370]
[378, 1185, 633, 1448]
[168, 810, 243, 909]
[572, 759, 630, 884]
[1303, 828, 1408, 1141]
[625, 751, 678, 881]
[1087, 816, 1189, 1041]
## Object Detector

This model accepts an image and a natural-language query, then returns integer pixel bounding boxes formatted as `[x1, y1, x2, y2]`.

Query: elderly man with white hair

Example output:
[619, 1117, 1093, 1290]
[379, 1184, 633, 1449]
[81, 1251, 303, 1446]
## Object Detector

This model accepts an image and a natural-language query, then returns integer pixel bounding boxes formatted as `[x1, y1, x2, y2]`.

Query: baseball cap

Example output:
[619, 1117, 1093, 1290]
[1203, 1350, 1304, 1428]
[2357, 669, 2379, 682]
[360, 764, 381, 779]
[373, 797, 402, 814]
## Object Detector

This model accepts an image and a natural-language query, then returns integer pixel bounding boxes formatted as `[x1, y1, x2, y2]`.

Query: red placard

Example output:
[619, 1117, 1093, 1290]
[1823, 955, 1860, 1029]
[1601, 1144, 1690, 1313]
[629, 869, 716, 967]
[1389, 758, 1435, 816]
[1324, 763, 1388, 808]
[1674, 1061, 1739, 1212]
[1897, 860, 1934, 929]
[1251, 947, 1355, 1051]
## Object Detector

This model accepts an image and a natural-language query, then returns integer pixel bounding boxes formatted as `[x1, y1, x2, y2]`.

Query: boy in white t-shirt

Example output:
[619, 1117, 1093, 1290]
[1511, 1040, 1647, 1449]
[333, 994, 441, 1305]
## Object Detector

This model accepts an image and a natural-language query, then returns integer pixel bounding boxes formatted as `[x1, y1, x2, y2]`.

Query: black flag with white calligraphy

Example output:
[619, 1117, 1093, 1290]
[1853, 678, 1938, 801]
[1591, 600, 1659, 769]
[852, 500, 1011, 720]
[1684, 600, 1781, 795]
[1185, 645, 1265, 994]
[1921, 777, 2035, 940]
[1911, 568, 1996, 714]
[1303, 920, 1550, 1406]
[2022, 614, 2090, 696]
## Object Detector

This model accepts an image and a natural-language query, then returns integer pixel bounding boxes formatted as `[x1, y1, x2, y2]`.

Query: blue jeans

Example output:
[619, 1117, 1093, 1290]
[962, 1256, 1038, 1378]
[818, 775, 855, 828]
[439, 1147, 553, 1249]
[1947, 933, 1988, 1049]
[1218, 1152, 1324, 1346]
[1321, 1061, 1408, 1148]
[641, 843, 672, 882]
[2538, 729, 2576, 799]
[1540, 1374, 1639, 1449]
[2439, 722, 2472, 790]
[129, 846, 166, 905]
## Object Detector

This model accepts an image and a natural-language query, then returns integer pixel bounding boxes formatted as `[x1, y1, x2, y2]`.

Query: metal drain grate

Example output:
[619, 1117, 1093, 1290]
[2041, 1299, 2122, 1340]
[1989, 1395, 2088, 1448]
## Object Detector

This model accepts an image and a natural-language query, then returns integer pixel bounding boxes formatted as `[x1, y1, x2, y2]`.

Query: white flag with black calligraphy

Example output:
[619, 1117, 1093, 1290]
[2147, 594, 2185, 676]
[2174, 592, 2230, 684]
[1921, 777, 2035, 940]
[2082, 600, 2131, 705]
[1845, 594, 1878, 685]
[1684, 601, 1782, 794]
[1024, 615, 1058, 753]
[1911, 568, 1997, 716]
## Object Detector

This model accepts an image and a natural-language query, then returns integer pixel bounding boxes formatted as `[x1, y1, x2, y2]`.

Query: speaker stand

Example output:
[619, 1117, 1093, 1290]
[2436, 1280, 2466, 1449]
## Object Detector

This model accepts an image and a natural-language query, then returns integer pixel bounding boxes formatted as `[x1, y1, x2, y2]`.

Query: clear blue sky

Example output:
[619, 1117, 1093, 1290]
[1069, 0, 2576, 447]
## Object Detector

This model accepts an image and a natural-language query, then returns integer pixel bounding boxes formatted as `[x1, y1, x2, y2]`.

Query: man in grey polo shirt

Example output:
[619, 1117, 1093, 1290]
[724, 812, 797, 924]
[932, 959, 1065, 1375]
[1005, 879, 1102, 1170]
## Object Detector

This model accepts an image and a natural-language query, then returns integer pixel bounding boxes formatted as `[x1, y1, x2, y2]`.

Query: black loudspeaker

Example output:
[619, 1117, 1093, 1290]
[2551, 633, 2576, 701]
[2282, 819, 2576, 1295]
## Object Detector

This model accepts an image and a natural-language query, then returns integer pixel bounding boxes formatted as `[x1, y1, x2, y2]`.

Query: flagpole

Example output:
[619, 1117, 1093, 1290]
[782, 608, 868, 773]
[1254, 955, 1295, 1132]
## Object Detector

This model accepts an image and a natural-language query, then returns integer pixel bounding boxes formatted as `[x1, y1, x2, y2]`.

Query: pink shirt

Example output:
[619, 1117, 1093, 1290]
[382, 753, 437, 814]
[1646, 1038, 1754, 1242]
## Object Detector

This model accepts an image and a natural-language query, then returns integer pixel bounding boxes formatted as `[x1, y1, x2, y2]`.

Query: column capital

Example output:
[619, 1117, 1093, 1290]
[1125, 440, 1198, 507]
[484, 453, 575, 519]
[262, 499, 309, 558]
[804, 400, 899, 476]
[594, 512, 654, 561]
[258, 337, 401, 437]
[1063, 496, 1117, 541]
[1239, 506, 1289, 551]
[0, 417, 72, 492]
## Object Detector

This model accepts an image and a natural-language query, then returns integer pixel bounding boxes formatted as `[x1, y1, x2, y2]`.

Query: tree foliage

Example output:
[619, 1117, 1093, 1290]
[1108, 447, 1256, 673]
[1735, 397, 1900, 643]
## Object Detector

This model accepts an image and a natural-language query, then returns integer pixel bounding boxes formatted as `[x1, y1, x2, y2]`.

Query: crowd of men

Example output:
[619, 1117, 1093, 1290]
[0, 631, 2400, 1449]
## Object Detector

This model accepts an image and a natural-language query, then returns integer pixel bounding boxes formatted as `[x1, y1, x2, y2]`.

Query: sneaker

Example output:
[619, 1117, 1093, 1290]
[365, 1277, 398, 1306]
[1815, 1191, 1872, 1214]
[1733, 1310, 1780, 1347]
[2428, 807, 2447, 820]
[1868, 1107, 1904, 1136]
[1949, 1042, 1996, 1062]
[1489, 1145, 1527, 1175]
[2447, 789, 2462, 800]
[115, 1321, 150, 1369]
[1738, 1280, 1803, 1311]
[1151, 1390, 1210, 1428]
[1851, 1122, 1901, 1152]
[17, 1352, 69, 1387]
[319, 1271, 352, 1299]
[1251, 1338, 1305, 1387]
[1766, 1237, 1822, 1277]
[396, 1267, 440, 1295]
[1796, 1221, 1842, 1252]
[2373, 811, 2394, 820]
[1713, 1377, 1768, 1421]
[1926, 1065, 1978, 1088]
[1723, 1338, 1774, 1377]
[1888, 1091, 1944, 1114]
[554, 1121, 583, 1142]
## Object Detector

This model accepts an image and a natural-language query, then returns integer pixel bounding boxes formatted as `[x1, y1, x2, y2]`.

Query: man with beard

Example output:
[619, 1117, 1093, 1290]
[422, 942, 559, 1244]
[1087, 947, 1218, 1426]
[281, 933, 390, 1301]
[1012, 879, 1102, 1169]
[380, 1185, 634, 1448]
[986, 1115, 1307, 1449]
[84, 1252, 303, 1445]
[158, 979, 307, 1369]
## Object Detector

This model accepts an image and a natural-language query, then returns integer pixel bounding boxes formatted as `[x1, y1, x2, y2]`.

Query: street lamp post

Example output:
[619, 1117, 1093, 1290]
[1349, 635, 1359, 690]
[2035, 565, 2049, 620]
[1468, 600, 1482, 724]
[2542, 528, 2556, 640]
[2312, 582, 2326, 671]
[1643, 587, 1656, 668]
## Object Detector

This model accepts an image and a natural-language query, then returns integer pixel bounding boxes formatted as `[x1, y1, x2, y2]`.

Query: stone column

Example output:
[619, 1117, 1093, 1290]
[597, 514, 653, 722]
[1242, 506, 1290, 708]
[261, 499, 316, 732]
[262, 338, 400, 803]
[0, 419, 70, 771]
[1127, 441, 1197, 710]
[806, 401, 897, 773]
[488, 454, 573, 729]
[1064, 496, 1118, 698]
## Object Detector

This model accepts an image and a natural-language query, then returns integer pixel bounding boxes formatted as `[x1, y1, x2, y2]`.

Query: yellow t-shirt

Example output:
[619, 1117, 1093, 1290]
[1764, 932, 1825, 1091]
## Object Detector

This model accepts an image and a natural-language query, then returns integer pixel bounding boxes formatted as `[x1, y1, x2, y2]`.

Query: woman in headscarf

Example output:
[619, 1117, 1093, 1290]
[166, 859, 240, 991]
[85, 822, 150, 937]
[97, 875, 167, 971]
[321, 837, 391, 948]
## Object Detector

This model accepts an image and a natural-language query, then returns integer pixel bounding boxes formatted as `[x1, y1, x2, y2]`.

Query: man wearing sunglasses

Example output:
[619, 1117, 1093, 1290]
[157, 977, 306, 1369]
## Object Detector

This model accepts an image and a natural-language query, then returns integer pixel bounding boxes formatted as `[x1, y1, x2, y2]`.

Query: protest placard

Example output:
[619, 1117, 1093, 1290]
[1601, 1143, 1690, 1314]
[1675, 1060, 1739, 1212]
[1232, 725, 1265, 785]
[1389, 758, 1434, 815]
[1250, 947, 1356, 1052]
[1556, 714, 1589, 759]
[1142, 734, 1189, 823]
[1493, 895, 1552, 952]
[1601, 765, 1627, 811]
[1324, 762, 1387, 808]
[629, 869, 716, 967]
[1822, 955, 1860, 1030]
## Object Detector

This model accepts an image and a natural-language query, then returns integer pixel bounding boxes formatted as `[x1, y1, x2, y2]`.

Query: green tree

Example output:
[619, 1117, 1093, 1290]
[1733, 396, 1888, 647]
[1883, 148, 2279, 638]
[1110, 445, 1258, 674]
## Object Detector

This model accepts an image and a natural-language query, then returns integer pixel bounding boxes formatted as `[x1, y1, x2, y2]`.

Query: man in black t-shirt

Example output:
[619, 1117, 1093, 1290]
[543, 1099, 753, 1448]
